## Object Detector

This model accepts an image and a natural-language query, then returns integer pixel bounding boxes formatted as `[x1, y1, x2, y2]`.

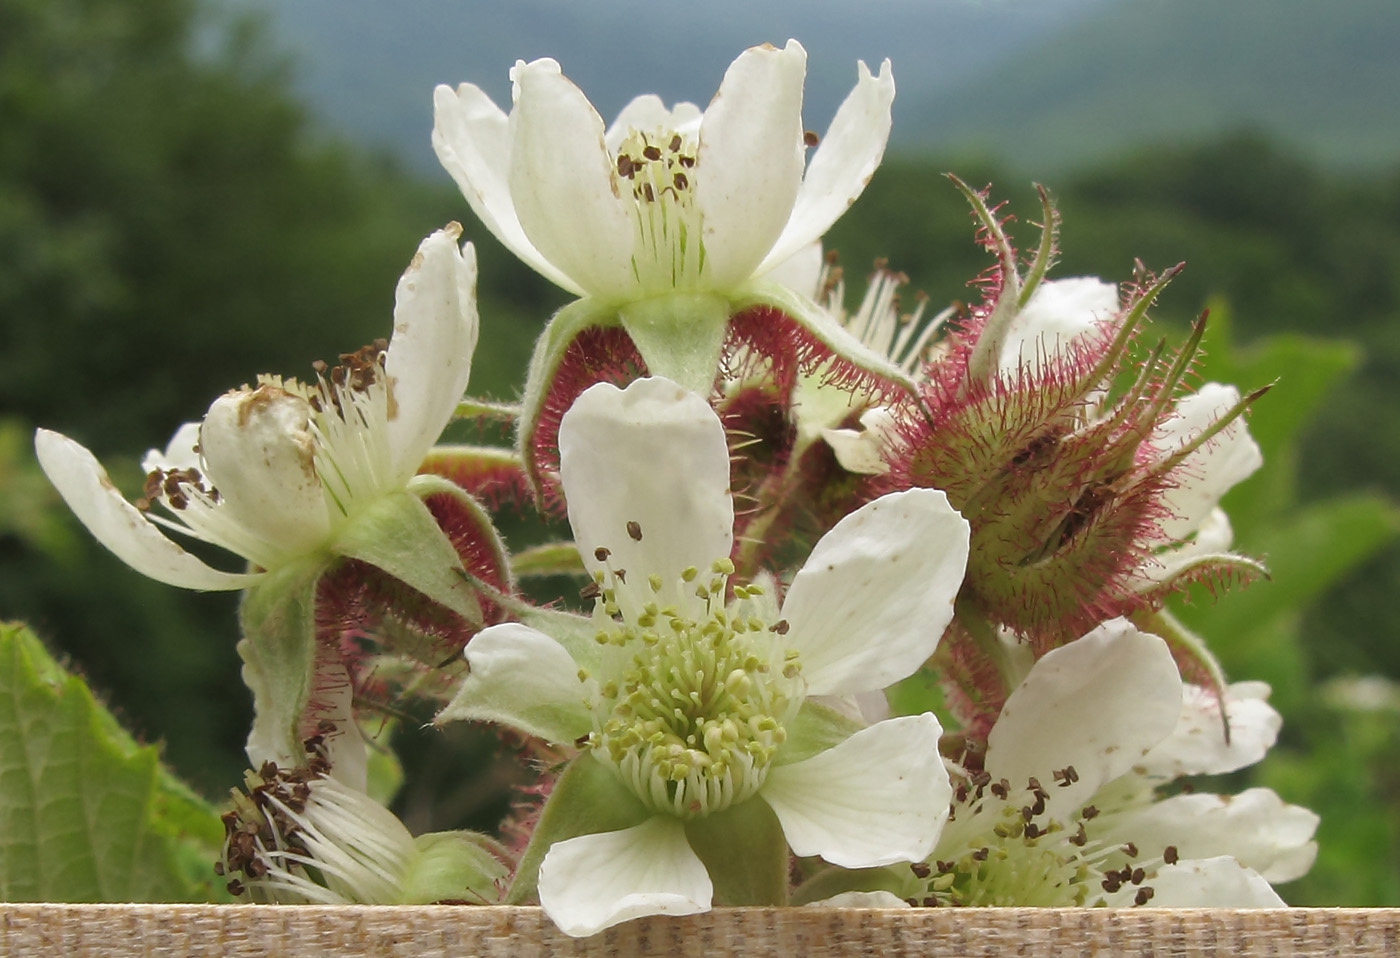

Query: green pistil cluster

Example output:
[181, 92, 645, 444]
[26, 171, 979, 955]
[581, 558, 797, 819]
[904, 767, 1167, 908]
[614, 128, 704, 293]
[923, 804, 1092, 907]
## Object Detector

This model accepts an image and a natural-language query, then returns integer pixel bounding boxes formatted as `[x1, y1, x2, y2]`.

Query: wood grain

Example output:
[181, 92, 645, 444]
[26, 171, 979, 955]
[2, 906, 1398, 957]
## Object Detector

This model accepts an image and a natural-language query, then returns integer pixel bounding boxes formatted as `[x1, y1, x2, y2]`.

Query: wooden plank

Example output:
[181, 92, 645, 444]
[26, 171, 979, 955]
[1, 906, 1397, 957]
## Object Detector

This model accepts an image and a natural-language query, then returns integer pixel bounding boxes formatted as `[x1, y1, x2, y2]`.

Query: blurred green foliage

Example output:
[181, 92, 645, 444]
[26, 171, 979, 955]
[0, 0, 1395, 905]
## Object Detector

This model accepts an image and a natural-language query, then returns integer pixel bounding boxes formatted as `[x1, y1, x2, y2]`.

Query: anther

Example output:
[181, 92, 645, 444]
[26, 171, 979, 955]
[627, 520, 643, 541]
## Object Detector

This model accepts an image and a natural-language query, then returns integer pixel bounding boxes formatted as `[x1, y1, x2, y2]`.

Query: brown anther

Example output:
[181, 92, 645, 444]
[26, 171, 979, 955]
[1102, 876, 1121, 893]
[226, 879, 245, 896]
[971, 847, 989, 862]
[642, 144, 661, 161]
[1122, 842, 1139, 858]
[1082, 805, 1099, 820]
[803, 130, 820, 147]
[921, 896, 938, 907]
[594, 547, 611, 562]
[614, 569, 627, 584]
[617, 155, 637, 178]
[770, 619, 790, 635]
[213, 861, 225, 876]
[1163, 845, 1179, 865]
[673, 172, 689, 190]
[1070, 823, 1088, 847]
[626, 520, 643, 541]
[910, 861, 932, 878]
[679, 155, 695, 168]
[1135, 887, 1154, 906]
[642, 183, 656, 202]
[1131, 867, 1145, 885]
[668, 134, 682, 152]
[579, 581, 602, 601]
[574, 733, 591, 748]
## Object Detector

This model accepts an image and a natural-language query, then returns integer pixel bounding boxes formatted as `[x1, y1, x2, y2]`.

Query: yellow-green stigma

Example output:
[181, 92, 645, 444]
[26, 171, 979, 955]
[582, 557, 797, 819]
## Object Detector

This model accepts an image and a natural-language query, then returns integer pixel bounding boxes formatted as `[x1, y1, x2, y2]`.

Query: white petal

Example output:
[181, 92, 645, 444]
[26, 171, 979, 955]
[763, 714, 950, 868]
[693, 40, 808, 289]
[1139, 681, 1281, 779]
[34, 429, 256, 591]
[558, 378, 733, 616]
[537, 817, 712, 937]
[1102, 788, 1318, 884]
[432, 82, 581, 294]
[200, 387, 332, 558]
[382, 227, 479, 483]
[1153, 383, 1263, 542]
[1135, 507, 1236, 587]
[998, 277, 1118, 378]
[436, 623, 590, 745]
[985, 619, 1182, 815]
[780, 489, 969, 696]
[507, 58, 635, 299]
[604, 95, 702, 154]
[141, 421, 202, 473]
[821, 407, 897, 476]
[805, 891, 910, 908]
[1115, 857, 1286, 907]
[762, 240, 824, 300]
[759, 59, 896, 275]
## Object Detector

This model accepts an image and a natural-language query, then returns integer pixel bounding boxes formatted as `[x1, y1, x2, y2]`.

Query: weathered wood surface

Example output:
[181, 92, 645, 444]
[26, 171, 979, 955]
[1, 906, 1396, 957]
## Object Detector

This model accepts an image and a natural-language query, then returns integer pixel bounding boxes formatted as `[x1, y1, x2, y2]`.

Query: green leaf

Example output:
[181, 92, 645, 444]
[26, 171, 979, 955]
[0, 621, 224, 902]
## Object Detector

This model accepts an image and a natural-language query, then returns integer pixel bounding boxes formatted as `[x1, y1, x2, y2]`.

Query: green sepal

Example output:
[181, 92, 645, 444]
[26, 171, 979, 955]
[402, 830, 511, 904]
[618, 292, 730, 396]
[684, 798, 789, 905]
[790, 862, 911, 906]
[778, 699, 864, 766]
[734, 280, 919, 400]
[505, 754, 649, 904]
[0, 621, 226, 902]
[517, 297, 623, 498]
[237, 557, 323, 767]
[336, 482, 486, 625]
[511, 541, 586, 579]
[452, 397, 522, 423]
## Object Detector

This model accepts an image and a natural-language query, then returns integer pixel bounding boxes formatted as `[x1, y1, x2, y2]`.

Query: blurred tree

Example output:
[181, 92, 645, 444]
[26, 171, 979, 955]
[0, 0, 546, 795]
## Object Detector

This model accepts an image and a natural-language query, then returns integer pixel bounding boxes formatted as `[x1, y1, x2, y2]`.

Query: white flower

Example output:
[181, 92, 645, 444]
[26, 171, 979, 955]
[35, 225, 481, 606]
[909, 619, 1315, 907]
[435, 42, 900, 402]
[220, 667, 507, 905]
[434, 41, 893, 306]
[438, 376, 970, 936]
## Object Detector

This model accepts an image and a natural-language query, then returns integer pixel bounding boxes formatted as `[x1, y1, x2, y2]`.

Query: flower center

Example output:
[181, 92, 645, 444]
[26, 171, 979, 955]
[909, 768, 1172, 907]
[614, 129, 704, 295]
[582, 559, 797, 818]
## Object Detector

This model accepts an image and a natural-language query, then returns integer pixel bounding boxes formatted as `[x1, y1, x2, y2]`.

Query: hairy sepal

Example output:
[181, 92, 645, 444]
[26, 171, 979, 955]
[517, 299, 645, 505]
[238, 558, 324, 768]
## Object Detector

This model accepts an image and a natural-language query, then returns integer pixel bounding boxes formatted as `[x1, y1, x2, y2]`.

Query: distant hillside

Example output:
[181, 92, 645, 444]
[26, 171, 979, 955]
[213, 0, 1107, 172]
[903, 0, 1400, 174]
